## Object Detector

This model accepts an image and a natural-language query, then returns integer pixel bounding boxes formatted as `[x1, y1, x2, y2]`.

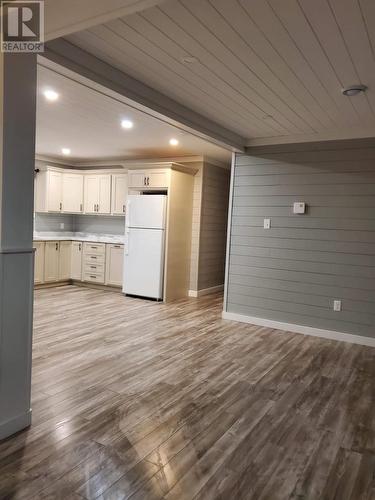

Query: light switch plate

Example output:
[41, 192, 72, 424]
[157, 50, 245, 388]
[333, 300, 342, 312]
[263, 218, 271, 229]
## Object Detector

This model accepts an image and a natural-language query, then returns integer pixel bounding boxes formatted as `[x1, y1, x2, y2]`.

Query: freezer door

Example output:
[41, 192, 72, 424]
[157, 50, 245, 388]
[123, 228, 165, 299]
[127, 194, 166, 229]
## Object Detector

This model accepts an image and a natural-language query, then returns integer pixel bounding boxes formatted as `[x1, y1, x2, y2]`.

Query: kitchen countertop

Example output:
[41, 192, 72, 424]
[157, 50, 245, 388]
[33, 232, 125, 244]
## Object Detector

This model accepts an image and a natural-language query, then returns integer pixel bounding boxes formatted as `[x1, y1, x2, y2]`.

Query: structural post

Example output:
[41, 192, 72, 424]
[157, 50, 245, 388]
[0, 52, 37, 439]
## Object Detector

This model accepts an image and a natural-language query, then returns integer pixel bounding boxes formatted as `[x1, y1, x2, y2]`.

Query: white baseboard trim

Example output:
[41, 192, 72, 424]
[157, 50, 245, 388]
[189, 285, 224, 298]
[222, 311, 375, 348]
[0, 409, 32, 440]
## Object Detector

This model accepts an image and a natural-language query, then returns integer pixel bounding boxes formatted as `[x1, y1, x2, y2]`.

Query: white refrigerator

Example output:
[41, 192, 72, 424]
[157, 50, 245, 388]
[123, 194, 167, 300]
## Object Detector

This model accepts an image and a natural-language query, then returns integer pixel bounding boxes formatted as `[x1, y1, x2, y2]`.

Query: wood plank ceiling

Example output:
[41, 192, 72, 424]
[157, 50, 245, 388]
[66, 0, 375, 146]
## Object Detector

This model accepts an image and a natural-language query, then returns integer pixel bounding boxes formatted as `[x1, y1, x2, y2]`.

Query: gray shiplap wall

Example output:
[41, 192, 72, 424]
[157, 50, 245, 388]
[198, 163, 230, 290]
[225, 148, 375, 339]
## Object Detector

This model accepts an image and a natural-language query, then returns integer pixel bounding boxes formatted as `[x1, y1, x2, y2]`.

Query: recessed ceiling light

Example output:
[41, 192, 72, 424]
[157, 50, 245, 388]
[342, 84, 367, 96]
[121, 119, 134, 129]
[43, 89, 59, 101]
[181, 56, 198, 64]
[61, 148, 71, 156]
[169, 138, 179, 146]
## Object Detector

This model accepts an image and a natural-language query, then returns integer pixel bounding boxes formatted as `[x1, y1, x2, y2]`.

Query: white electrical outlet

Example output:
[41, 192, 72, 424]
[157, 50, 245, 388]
[263, 218, 271, 229]
[60, 223, 64, 230]
[333, 300, 342, 312]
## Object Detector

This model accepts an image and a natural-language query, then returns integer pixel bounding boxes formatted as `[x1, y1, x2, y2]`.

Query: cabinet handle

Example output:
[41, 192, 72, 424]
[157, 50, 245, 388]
[55, 242, 59, 251]
[91, 256, 97, 259]
[97, 204, 100, 212]
[90, 275, 96, 279]
[59, 202, 62, 211]
[80, 203, 83, 212]
[147, 176, 150, 186]
[79, 244, 81, 251]
[123, 204, 126, 213]
[144, 177, 147, 186]
[90, 265, 97, 269]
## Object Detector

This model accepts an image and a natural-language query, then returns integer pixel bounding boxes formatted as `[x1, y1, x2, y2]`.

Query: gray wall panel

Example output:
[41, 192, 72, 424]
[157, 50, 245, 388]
[198, 163, 230, 290]
[226, 147, 375, 339]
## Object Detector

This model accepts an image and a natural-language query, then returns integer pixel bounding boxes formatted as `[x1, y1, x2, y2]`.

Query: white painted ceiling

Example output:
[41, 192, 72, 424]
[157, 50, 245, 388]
[36, 64, 232, 162]
[45, 0, 167, 40]
[65, 0, 375, 146]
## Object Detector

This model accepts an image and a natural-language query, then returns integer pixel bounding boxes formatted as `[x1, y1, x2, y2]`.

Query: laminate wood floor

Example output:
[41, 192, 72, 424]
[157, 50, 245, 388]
[0, 285, 374, 499]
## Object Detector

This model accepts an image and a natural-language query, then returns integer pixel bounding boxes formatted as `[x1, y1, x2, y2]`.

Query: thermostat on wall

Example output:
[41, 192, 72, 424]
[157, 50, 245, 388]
[293, 202, 306, 214]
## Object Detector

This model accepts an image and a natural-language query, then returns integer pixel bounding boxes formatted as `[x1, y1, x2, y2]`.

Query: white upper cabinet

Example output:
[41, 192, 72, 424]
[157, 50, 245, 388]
[111, 174, 128, 215]
[48, 171, 63, 212]
[35, 168, 83, 213]
[98, 175, 111, 214]
[84, 174, 111, 214]
[147, 170, 169, 188]
[128, 171, 147, 189]
[128, 169, 169, 189]
[35, 170, 63, 213]
[84, 175, 99, 214]
[62, 173, 84, 213]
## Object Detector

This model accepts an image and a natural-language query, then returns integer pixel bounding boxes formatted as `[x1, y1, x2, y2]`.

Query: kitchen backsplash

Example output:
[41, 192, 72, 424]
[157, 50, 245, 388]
[73, 215, 125, 235]
[34, 213, 74, 232]
[34, 213, 125, 235]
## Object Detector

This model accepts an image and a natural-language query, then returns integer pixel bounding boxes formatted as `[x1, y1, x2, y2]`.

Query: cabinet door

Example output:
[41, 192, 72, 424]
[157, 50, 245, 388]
[84, 175, 99, 214]
[47, 172, 63, 212]
[111, 174, 128, 215]
[59, 241, 71, 280]
[62, 173, 83, 213]
[44, 241, 60, 282]
[33, 241, 45, 284]
[98, 175, 111, 214]
[105, 244, 124, 287]
[128, 171, 146, 188]
[71, 241, 83, 280]
[147, 170, 169, 188]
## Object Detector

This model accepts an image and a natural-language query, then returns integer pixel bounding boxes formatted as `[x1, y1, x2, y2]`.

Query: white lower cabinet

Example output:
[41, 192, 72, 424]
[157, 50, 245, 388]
[35, 240, 124, 288]
[71, 241, 83, 280]
[33, 241, 45, 284]
[105, 244, 124, 287]
[83, 242, 106, 284]
[44, 241, 60, 282]
[59, 241, 72, 281]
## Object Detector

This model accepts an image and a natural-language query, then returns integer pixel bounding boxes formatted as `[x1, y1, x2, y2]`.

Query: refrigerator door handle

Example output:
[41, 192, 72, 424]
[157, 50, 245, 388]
[126, 200, 131, 225]
[124, 226, 130, 255]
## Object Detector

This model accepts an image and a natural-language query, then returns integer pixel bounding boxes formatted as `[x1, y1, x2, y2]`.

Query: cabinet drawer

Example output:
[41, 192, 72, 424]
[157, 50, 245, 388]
[84, 262, 105, 274]
[83, 242, 105, 255]
[84, 253, 105, 264]
[83, 272, 105, 284]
